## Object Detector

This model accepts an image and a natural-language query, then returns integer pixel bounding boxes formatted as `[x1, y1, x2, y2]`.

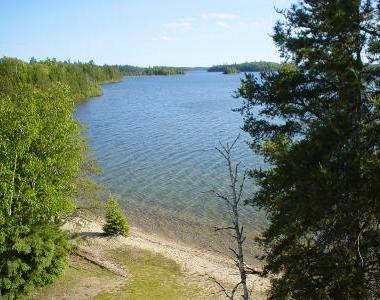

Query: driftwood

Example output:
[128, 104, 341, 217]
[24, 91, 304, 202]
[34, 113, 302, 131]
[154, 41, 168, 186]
[74, 249, 128, 278]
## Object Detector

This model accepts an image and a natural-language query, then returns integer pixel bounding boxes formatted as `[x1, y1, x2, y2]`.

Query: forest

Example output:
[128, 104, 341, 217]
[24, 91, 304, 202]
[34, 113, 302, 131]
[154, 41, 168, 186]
[115, 65, 185, 76]
[0, 57, 123, 102]
[208, 61, 281, 73]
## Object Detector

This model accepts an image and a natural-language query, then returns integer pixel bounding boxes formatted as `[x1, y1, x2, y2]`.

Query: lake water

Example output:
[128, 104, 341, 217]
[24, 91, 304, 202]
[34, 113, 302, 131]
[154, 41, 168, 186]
[75, 70, 264, 225]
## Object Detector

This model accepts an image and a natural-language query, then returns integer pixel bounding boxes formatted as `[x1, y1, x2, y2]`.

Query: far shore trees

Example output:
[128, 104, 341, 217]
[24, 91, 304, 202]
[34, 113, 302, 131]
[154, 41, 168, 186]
[223, 66, 240, 75]
[236, 0, 380, 298]
[208, 61, 281, 73]
[0, 57, 123, 102]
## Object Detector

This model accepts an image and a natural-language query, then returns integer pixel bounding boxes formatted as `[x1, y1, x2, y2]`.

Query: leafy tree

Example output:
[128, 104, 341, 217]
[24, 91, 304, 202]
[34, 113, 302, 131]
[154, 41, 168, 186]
[0, 57, 123, 298]
[235, 0, 380, 298]
[0, 83, 85, 298]
[103, 196, 129, 237]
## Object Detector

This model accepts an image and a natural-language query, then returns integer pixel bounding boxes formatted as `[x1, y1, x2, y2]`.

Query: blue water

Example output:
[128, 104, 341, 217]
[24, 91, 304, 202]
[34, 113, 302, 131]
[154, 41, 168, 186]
[75, 70, 263, 222]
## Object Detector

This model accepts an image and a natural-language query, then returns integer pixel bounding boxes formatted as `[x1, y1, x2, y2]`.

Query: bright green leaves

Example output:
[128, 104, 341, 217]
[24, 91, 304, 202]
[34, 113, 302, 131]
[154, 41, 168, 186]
[0, 83, 85, 298]
[0, 58, 110, 298]
[0, 84, 79, 221]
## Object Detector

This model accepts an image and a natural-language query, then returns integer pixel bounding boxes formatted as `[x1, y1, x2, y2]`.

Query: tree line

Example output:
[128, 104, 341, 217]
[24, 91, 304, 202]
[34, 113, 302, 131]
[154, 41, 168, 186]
[208, 61, 282, 73]
[0, 57, 124, 102]
[115, 64, 185, 76]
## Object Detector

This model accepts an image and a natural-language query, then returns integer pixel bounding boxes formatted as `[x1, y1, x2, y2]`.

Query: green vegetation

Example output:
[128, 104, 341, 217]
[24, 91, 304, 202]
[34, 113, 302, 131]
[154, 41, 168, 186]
[144, 66, 185, 76]
[235, 0, 380, 298]
[223, 66, 240, 74]
[32, 255, 121, 299]
[0, 84, 85, 298]
[0, 56, 185, 298]
[103, 196, 129, 237]
[95, 247, 202, 300]
[0, 57, 123, 298]
[33, 246, 203, 300]
[116, 65, 185, 76]
[208, 61, 281, 73]
[0, 57, 123, 102]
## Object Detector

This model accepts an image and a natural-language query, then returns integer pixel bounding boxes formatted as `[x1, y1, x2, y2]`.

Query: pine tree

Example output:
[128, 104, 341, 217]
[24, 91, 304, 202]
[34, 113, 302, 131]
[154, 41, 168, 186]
[235, 0, 380, 298]
[103, 196, 129, 237]
[0, 224, 72, 299]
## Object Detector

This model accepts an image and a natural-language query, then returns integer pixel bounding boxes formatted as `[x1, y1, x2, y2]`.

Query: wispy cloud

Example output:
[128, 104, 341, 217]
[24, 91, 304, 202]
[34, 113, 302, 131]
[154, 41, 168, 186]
[152, 35, 173, 42]
[161, 18, 193, 31]
[201, 12, 239, 29]
[216, 21, 231, 29]
[201, 12, 239, 21]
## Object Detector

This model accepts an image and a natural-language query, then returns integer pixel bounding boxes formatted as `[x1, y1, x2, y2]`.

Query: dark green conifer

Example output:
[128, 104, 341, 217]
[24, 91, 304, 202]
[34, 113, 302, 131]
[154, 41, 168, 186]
[236, 0, 380, 298]
[103, 196, 129, 237]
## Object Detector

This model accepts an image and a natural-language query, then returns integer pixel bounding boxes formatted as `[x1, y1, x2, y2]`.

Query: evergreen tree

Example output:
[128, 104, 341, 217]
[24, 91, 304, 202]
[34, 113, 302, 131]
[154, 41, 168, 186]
[103, 196, 129, 237]
[235, 0, 380, 298]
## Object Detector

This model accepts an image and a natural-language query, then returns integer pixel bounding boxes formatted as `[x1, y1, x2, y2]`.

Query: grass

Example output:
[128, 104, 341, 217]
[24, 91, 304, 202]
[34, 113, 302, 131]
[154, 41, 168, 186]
[94, 246, 203, 300]
[32, 255, 120, 299]
[32, 245, 204, 300]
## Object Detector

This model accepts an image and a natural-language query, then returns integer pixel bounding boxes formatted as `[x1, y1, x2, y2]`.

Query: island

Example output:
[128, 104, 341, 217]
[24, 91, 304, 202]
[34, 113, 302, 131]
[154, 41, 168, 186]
[208, 61, 281, 73]
[116, 65, 185, 76]
[223, 66, 240, 74]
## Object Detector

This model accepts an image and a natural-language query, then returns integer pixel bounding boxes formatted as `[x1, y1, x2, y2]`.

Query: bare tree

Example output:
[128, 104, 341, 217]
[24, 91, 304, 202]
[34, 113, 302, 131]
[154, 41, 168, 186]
[210, 135, 250, 300]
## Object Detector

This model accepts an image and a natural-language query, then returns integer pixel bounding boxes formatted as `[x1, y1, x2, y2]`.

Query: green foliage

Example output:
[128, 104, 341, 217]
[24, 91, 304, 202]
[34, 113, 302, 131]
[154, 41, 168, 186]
[143, 66, 185, 76]
[0, 57, 123, 102]
[209, 61, 281, 73]
[103, 196, 129, 237]
[0, 83, 86, 298]
[116, 65, 185, 76]
[0, 224, 71, 299]
[223, 66, 240, 74]
[235, 0, 380, 298]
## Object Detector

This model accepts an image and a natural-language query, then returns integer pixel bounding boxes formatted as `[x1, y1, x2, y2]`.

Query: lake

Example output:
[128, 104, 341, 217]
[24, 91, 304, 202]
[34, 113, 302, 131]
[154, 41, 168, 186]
[75, 70, 264, 228]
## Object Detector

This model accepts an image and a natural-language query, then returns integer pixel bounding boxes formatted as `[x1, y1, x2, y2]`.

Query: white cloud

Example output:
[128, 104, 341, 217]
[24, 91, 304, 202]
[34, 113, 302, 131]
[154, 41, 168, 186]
[152, 35, 173, 41]
[201, 12, 239, 20]
[161, 19, 193, 31]
[201, 12, 239, 29]
[216, 21, 231, 29]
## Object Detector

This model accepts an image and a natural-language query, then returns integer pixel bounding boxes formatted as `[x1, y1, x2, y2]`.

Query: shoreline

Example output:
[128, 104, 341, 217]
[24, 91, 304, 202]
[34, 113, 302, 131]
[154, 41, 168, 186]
[62, 214, 269, 299]
[119, 197, 265, 266]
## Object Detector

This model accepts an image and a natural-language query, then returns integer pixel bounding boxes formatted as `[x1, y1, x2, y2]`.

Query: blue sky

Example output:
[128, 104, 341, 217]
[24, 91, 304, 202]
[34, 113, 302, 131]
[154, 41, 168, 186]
[0, 0, 291, 67]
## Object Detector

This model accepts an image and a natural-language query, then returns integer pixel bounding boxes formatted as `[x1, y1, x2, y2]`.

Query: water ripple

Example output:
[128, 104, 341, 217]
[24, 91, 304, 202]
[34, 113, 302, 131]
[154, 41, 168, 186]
[75, 71, 265, 226]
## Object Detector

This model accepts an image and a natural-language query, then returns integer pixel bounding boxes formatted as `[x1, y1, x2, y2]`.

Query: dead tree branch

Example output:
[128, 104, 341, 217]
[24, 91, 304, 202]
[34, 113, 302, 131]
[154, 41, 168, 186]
[209, 135, 251, 299]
